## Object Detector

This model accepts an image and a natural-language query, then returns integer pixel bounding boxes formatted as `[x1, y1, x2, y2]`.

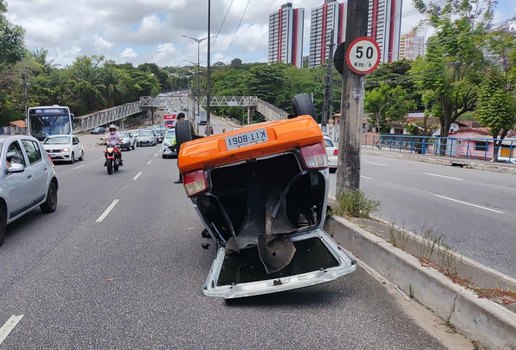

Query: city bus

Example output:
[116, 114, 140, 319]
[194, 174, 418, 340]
[27, 105, 74, 141]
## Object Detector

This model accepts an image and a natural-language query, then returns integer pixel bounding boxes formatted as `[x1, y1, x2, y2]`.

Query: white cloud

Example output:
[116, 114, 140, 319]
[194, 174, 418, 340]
[121, 48, 138, 59]
[94, 36, 114, 50]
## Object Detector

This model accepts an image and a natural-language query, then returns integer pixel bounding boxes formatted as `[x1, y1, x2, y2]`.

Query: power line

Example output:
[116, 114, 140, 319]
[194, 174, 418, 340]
[212, 0, 235, 48]
[224, 0, 251, 61]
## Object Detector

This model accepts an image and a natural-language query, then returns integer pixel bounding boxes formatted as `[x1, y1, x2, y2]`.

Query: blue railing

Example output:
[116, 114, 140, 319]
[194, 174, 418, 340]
[361, 134, 516, 163]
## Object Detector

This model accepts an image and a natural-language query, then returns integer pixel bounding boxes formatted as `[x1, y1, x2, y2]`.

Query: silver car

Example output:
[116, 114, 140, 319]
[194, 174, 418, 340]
[136, 129, 156, 147]
[0, 135, 58, 246]
[119, 131, 136, 151]
[42, 135, 85, 164]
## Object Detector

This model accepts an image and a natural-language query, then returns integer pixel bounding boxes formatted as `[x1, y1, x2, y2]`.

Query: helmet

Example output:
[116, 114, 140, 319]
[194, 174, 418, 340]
[109, 124, 117, 131]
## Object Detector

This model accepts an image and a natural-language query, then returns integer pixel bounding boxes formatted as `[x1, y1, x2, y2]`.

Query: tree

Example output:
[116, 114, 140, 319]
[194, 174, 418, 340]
[410, 0, 494, 154]
[0, 0, 25, 66]
[476, 69, 516, 161]
[230, 58, 242, 68]
[365, 82, 414, 133]
[101, 64, 130, 107]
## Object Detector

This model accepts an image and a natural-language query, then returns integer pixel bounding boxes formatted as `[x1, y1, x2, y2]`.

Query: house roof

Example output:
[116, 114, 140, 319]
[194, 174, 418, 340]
[9, 120, 26, 128]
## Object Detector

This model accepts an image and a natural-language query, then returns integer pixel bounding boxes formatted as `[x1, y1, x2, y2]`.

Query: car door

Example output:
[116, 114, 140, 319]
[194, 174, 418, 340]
[72, 136, 81, 159]
[21, 139, 48, 204]
[3, 140, 34, 219]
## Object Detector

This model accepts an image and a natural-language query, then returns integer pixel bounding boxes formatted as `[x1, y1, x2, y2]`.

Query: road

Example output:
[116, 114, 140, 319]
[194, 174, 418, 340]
[330, 155, 516, 277]
[0, 134, 470, 349]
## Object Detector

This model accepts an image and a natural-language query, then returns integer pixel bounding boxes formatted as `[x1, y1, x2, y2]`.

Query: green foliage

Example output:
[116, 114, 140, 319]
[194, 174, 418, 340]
[335, 190, 381, 218]
[365, 82, 415, 131]
[0, 0, 25, 66]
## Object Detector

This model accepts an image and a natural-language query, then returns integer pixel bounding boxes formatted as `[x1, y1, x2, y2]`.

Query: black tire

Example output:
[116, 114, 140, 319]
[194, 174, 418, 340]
[0, 206, 6, 247]
[132, 143, 135, 150]
[114, 161, 119, 172]
[162, 155, 167, 159]
[292, 93, 319, 122]
[79, 151, 84, 161]
[175, 120, 193, 146]
[40, 181, 58, 213]
[107, 161, 113, 175]
[70, 152, 75, 164]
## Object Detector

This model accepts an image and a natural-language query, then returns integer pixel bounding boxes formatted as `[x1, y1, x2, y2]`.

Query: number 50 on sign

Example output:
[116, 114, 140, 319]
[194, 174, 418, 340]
[345, 37, 381, 75]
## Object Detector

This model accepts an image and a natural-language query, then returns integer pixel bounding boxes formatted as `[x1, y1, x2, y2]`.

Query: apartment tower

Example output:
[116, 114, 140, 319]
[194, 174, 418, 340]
[268, 3, 305, 68]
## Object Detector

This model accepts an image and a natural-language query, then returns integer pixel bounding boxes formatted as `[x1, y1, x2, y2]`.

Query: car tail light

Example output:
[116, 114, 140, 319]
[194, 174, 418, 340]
[300, 143, 328, 169]
[184, 170, 208, 197]
[333, 149, 339, 156]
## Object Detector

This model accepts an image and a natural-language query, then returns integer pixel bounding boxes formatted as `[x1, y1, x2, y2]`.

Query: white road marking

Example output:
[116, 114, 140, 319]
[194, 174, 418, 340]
[425, 172, 463, 181]
[133, 172, 142, 181]
[0, 315, 23, 345]
[154, 153, 158, 158]
[98, 157, 105, 161]
[73, 165, 85, 170]
[147, 160, 152, 165]
[435, 195, 504, 214]
[96, 199, 120, 223]
[361, 175, 372, 180]
[366, 161, 387, 167]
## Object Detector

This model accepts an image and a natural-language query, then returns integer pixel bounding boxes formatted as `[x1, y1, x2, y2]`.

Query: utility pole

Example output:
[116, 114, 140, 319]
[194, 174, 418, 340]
[322, 29, 335, 134]
[336, 0, 369, 193]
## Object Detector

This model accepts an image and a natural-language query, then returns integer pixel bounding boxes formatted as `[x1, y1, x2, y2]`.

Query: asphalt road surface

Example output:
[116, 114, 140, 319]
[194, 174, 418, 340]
[0, 134, 470, 349]
[330, 155, 516, 277]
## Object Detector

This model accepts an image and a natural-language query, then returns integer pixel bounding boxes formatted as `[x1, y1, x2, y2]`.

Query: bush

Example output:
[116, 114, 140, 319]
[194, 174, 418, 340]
[335, 190, 381, 218]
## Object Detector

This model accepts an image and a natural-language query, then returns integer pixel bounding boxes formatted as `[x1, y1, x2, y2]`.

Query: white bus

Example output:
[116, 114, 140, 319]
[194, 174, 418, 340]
[27, 105, 74, 141]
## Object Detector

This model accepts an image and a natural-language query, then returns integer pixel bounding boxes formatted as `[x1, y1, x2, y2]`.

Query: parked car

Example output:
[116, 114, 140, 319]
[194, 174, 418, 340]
[136, 129, 156, 147]
[91, 126, 105, 134]
[324, 136, 338, 173]
[42, 135, 85, 164]
[177, 114, 356, 299]
[119, 131, 136, 151]
[161, 128, 177, 158]
[0, 135, 58, 246]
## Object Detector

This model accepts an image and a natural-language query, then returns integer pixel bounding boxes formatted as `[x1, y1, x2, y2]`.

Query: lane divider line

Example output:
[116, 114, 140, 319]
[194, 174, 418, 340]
[154, 153, 158, 158]
[425, 172, 463, 181]
[73, 165, 86, 170]
[147, 160, 152, 165]
[361, 175, 372, 180]
[366, 161, 387, 167]
[96, 199, 120, 223]
[0, 315, 23, 345]
[98, 157, 105, 161]
[435, 195, 504, 214]
[133, 172, 142, 181]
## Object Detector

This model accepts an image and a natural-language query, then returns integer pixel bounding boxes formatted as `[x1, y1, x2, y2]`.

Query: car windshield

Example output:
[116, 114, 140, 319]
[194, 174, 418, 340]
[119, 132, 129, 138]
[43, 136, 71, 145]
[140, 131, 153, 136]
[324, 138, 335, 147]
[165, 130, 175, 139]
[154, 130, 163, 136]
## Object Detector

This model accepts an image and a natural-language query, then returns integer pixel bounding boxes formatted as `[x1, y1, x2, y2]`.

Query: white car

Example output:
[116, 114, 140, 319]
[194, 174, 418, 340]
[0, 135, 58, 246]
[162, 128, 177, 158]
[324, 136, 338, 173]
[43, 135, 84, 164]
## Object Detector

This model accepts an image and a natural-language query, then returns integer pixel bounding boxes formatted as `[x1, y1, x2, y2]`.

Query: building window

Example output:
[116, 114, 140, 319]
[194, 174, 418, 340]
[475, 141, 488, 151]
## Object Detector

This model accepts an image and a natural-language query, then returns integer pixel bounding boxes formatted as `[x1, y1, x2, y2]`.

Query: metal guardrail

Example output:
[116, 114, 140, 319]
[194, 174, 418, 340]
[362, 134, 516, 163]
[140, 96, 258, 108]
[74, 102, 141, 132]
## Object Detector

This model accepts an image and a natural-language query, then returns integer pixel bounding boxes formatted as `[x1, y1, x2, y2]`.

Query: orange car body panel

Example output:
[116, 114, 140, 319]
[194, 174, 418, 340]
[178, 115, 323, 174]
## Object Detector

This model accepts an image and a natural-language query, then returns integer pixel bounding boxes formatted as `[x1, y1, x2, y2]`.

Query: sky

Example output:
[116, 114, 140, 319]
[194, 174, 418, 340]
[6, 0, 516, 68]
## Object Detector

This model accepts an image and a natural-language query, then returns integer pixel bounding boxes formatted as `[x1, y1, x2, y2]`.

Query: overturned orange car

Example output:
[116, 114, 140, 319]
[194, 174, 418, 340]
[178, 115, 356, 299]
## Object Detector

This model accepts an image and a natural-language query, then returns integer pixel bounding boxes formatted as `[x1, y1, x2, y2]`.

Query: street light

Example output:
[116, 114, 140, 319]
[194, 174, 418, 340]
[180, 34, 211, 126]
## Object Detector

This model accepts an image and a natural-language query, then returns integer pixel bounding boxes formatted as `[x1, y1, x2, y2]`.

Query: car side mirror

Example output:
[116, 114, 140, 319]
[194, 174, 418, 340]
[8, 163, 25, 173]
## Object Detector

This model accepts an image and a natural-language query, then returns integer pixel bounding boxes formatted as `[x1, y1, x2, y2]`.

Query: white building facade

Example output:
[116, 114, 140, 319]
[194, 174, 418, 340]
[268, 3, 304, 68]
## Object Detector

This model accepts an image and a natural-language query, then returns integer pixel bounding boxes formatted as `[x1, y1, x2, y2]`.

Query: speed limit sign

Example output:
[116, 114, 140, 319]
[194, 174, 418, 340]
[345, 37, 381, 75]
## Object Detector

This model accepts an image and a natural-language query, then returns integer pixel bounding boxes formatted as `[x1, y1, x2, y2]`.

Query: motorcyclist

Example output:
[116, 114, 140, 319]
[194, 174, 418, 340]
[105, 124, 123, 166]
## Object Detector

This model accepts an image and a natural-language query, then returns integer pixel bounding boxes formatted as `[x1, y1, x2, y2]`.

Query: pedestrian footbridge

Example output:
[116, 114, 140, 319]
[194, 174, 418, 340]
[74, 95, 288, 132]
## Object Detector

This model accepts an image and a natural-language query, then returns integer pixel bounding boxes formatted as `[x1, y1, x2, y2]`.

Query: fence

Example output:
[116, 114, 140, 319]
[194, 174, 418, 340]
[361, 134, 516, 163]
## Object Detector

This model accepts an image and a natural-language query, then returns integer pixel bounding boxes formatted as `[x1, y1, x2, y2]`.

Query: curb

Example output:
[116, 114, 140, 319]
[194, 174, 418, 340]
[325, 215, 516, 350]
[361, 148, 516, 175]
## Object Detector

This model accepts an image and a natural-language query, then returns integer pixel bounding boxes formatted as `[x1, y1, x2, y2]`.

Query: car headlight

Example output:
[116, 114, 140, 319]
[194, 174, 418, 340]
[62, 148, 70, 152]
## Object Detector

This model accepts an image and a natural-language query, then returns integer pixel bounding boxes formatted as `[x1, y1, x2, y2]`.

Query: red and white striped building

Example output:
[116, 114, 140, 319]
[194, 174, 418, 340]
[268, 3, 304, 68]
[368, 0, 403, 63]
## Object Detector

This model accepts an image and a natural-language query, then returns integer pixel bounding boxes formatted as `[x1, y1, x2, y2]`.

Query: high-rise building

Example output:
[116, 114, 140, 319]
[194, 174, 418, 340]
[368, 0, 403, 63]
[309, 0, 347, 68]
[268, 3, 304, 68]
[399, 32, 425, 60]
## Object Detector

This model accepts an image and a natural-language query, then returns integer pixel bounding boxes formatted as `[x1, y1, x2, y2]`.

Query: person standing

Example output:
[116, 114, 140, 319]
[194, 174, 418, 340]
[174, 113, 195, 184]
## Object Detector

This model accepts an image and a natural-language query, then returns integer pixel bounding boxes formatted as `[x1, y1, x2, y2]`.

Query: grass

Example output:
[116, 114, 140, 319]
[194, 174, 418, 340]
[335, 190, 381, 218]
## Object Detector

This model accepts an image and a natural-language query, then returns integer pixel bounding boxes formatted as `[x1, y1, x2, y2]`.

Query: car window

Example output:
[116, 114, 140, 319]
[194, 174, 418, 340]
[22, 140, 43, 165]
[324, 138, 334, 148]
[73, 137, 79, 144]
[6, 141, 26, 167]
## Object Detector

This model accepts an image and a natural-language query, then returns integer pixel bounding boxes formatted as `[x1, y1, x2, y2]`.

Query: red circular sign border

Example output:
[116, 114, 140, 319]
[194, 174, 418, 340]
[345, 36, 381, 75]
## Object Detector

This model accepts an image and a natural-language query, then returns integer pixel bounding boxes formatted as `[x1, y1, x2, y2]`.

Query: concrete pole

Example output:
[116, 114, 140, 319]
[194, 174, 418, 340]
[336, 0, 369, 193]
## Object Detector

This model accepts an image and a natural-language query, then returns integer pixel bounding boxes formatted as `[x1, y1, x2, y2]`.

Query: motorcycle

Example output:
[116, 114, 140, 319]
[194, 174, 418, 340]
[104, 145, 121, 175]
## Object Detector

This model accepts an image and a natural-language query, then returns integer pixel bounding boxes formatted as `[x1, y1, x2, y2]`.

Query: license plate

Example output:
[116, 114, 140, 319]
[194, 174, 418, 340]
[225, 129, 268, 150]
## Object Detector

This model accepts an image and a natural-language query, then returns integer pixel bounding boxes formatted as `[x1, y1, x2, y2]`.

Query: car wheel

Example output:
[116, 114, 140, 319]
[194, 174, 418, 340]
[292, 93, 319, 122]
[70, 152, 75, 164]
[79, 150, 84, 161]
[0, 206, 6, 247]
[132, 143, 135, 150]
[40, 181, 58, 213]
